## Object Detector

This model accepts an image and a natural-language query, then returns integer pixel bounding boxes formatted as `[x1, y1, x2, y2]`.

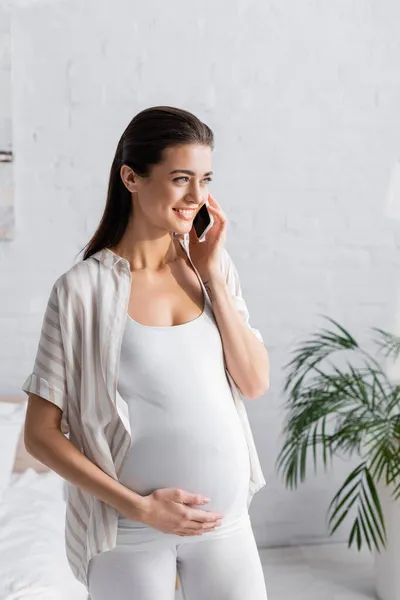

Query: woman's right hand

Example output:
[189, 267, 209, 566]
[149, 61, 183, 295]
[130, 487, 225, 536]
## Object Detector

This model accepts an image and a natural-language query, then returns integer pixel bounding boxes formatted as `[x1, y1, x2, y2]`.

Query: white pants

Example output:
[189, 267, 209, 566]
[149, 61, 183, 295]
[87, 517, 268, 600]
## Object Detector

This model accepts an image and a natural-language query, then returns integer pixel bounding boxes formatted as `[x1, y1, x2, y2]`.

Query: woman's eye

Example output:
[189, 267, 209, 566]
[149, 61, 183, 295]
[173, 177, 213, 184]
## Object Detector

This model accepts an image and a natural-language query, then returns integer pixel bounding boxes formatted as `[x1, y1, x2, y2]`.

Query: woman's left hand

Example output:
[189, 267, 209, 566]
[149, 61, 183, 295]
[188, 193, 227, 282]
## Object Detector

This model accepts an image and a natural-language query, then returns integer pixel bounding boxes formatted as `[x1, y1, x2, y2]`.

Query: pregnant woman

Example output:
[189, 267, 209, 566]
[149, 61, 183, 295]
[22, 106, 270, 599]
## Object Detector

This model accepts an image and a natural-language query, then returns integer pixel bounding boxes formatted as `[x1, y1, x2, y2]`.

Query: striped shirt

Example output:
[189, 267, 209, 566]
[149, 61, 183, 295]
[21, 233, 266, 591]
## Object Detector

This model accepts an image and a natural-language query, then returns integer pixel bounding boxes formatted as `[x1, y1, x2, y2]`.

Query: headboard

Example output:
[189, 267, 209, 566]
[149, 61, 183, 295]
[0, 395, 50, 473]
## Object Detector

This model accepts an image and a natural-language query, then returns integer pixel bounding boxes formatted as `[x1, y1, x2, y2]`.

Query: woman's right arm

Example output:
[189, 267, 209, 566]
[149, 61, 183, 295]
[24, 393, 224, 537]
[24, 393, 149, 521]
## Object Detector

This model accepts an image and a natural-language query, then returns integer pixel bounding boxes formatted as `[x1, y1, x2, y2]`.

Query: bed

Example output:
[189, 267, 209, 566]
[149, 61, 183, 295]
[0, 395, 88, 600]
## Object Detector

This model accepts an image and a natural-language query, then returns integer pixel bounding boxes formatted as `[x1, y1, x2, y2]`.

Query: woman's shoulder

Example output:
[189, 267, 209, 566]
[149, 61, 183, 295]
[53, 256, 101, 305]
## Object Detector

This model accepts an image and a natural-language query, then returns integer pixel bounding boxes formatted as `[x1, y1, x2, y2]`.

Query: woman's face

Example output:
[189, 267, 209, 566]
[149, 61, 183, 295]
[121, 143, 213, 237]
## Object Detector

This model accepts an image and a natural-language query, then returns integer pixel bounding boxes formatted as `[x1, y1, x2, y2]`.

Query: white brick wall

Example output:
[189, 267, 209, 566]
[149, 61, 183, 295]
[2, 0, 400, 549]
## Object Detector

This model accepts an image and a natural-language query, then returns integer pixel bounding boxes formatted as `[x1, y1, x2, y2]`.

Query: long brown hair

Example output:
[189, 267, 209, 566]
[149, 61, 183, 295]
[78, 106, 214, 262]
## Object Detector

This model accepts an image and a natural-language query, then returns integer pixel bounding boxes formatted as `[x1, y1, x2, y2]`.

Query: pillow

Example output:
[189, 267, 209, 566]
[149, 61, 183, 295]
[0, 396, 51, 474]
[13, 424, 51, 474]
[0, 401, 28, 500]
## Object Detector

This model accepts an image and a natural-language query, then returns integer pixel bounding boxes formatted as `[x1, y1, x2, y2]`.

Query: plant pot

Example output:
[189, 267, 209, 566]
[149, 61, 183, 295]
[374, 477, 400, 600]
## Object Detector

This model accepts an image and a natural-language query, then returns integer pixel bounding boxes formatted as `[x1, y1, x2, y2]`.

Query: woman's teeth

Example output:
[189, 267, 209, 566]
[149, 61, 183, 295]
[173, 208, 196, 220]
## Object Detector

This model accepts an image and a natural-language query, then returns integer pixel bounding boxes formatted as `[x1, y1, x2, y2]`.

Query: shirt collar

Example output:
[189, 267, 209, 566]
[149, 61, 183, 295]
[91, 233, 190, 269]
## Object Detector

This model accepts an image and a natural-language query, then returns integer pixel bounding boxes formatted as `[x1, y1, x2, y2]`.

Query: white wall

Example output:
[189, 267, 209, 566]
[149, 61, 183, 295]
[2, 0, 400, 549]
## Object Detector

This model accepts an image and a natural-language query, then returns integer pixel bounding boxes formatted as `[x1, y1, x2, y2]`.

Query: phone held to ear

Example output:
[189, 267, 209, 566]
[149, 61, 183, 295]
[193, 203, 214, 242]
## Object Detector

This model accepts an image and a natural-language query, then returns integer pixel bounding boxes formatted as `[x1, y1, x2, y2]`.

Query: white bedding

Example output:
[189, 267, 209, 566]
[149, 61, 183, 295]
[0, 468, 88, 600]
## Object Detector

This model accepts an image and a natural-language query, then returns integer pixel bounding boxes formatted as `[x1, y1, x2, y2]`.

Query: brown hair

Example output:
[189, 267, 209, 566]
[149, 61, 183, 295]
[78, 106, 214, 261]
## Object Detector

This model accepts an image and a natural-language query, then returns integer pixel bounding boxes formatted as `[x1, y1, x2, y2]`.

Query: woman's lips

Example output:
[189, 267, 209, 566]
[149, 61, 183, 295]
[173, 209, 196, 221]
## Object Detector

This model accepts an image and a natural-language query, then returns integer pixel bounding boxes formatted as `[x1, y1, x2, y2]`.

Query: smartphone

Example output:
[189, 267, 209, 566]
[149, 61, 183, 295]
[193, 203, 214, 242]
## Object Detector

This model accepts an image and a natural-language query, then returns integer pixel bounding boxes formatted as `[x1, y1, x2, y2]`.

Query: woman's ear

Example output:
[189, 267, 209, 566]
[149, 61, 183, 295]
[120, 164, 139, 193]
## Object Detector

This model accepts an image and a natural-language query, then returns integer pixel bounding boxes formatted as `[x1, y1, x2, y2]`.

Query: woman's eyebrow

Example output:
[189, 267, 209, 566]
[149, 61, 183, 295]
[169, 169, 213, 176]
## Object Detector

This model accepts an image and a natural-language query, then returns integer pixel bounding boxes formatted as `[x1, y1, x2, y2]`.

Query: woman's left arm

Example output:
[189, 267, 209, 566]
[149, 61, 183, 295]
[188, 193, 269, 400]
[203, 250, 270, 400]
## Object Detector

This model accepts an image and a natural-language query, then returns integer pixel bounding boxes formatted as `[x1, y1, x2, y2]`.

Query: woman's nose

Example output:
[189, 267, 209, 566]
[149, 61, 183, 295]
[185, 191, 203, 206]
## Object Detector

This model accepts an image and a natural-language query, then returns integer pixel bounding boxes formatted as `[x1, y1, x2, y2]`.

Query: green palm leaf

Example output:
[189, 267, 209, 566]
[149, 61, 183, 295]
[276, 317, 400, 553]
[327, 463, 386, 551]
[372, 328, 400, 360]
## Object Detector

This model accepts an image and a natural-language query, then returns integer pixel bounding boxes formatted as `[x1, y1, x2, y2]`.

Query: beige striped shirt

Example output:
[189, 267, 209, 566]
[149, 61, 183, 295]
[21, 233, 266, 591]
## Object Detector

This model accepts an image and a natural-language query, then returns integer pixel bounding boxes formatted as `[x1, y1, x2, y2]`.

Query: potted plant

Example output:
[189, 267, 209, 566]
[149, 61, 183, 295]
[275, 317, 400, 600]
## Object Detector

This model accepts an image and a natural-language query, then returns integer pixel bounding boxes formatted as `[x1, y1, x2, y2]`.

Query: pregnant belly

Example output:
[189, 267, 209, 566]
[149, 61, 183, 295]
[118, 429, 250, 519]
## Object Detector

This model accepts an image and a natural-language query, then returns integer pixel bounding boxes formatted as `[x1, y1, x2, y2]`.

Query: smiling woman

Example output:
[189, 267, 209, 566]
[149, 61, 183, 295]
[22, 106, 267, 600]
[113, 143, 214, 251]
[79, 107, 215, 262]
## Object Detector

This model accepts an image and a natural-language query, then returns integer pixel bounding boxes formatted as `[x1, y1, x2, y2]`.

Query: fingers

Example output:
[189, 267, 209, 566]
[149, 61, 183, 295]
[207, 194, 226, 219]
[181, 515, 223, 535]
[186, 507, 224, 522]
[178, 518, 222, 536]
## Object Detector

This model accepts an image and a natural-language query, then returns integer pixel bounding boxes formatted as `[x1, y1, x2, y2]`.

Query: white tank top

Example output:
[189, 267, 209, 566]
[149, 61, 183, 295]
[116, 266, 251, 544]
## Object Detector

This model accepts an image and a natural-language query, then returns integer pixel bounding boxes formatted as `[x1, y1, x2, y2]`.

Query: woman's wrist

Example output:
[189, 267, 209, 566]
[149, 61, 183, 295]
[115, 485, 150, 520]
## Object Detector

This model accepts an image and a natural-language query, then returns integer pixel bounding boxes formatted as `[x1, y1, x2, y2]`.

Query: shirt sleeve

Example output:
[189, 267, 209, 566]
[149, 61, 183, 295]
[21, 277, 69, 434]
[222, 248, 265, 345]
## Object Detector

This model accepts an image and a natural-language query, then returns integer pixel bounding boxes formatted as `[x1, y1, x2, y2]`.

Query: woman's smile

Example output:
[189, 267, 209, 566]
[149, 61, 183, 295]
[173, 207, 197, 221]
